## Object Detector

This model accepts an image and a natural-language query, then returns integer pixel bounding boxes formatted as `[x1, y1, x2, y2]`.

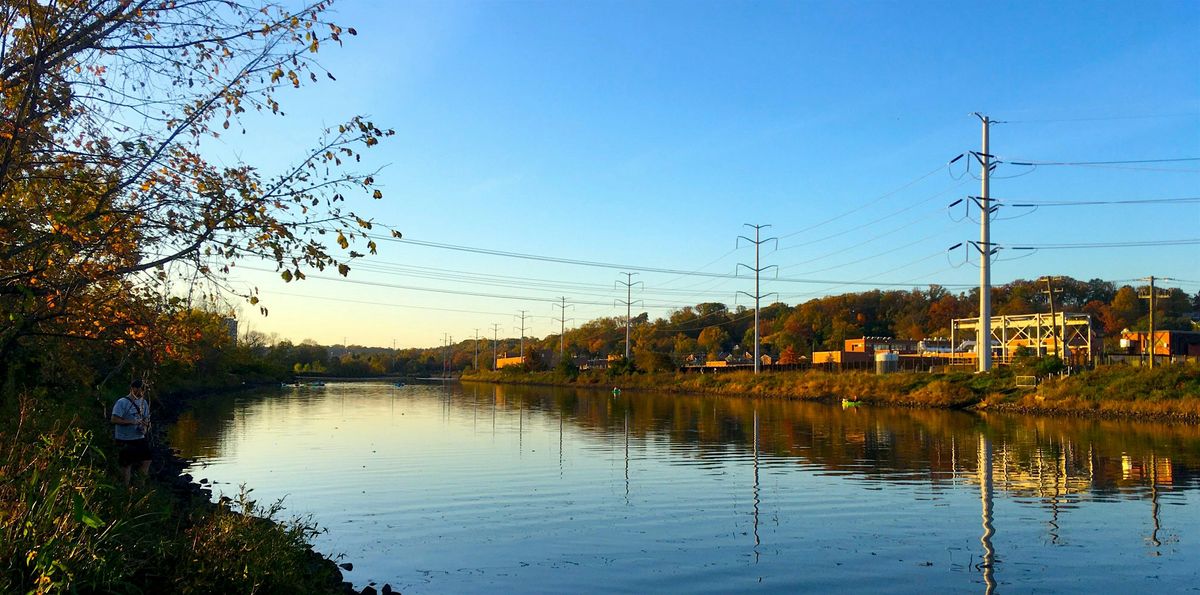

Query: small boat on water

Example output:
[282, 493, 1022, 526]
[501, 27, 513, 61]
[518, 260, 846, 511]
[841, 397, 862, 408]
[393, 381, 406, 387]
[308, 381, 326, 387]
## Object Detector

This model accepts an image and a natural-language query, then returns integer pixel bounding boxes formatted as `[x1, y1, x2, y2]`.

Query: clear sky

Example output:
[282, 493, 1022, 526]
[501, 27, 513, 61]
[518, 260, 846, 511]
[215, 0, 1200, 349]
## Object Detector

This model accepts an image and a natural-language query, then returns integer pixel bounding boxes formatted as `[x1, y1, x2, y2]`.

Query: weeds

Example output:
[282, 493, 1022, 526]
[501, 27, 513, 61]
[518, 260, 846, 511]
[0, 391, 347, 594]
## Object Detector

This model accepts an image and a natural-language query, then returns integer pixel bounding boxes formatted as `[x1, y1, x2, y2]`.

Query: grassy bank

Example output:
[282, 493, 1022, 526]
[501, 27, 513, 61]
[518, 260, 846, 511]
[463, 367, 990, 408]
[983, 362, 1200, 420]
[463, 361, 1200, 421]
[0, 385, 353, 594]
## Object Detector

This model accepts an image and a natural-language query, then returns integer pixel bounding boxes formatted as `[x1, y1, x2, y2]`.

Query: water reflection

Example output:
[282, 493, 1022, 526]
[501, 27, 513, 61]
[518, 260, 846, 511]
[978, 434, 995, 595]
[169, 382, 1200, 593]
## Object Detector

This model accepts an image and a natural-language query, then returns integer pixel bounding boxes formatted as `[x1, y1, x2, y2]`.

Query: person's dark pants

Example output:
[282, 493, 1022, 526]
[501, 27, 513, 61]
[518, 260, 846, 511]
[116, 438, 151, 467]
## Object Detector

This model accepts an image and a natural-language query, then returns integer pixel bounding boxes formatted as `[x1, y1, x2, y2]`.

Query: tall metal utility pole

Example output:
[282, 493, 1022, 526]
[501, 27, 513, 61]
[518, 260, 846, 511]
[515, 310, 529, 362]
[1139, 276, 1172, 369]
[441, 333, 451, 378]
[616, 273, 642, 360]
[491, 323, 502, 370]
[552, 297, 574, 364]
[973, 113, 993, 373]
[737, 224, 778, 374]
[473, 328, 480, 371]
[1039, 276, 1064, 358]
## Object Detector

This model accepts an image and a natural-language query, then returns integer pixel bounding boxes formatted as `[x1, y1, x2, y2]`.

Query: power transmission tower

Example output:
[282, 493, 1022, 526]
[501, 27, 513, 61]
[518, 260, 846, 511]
[972, 113, 994, 372]
[737, 224, 778, 374]
[1139, 276, 1173, 369]
[441, 333, 451, 379]
[515, 310, 529, 362]
[552, 297, 574, 364]
[474, 328, 480, 371]
[616, 272, 643, 360]
[1039, 276, 1065, 358]
[491, 323, 502, 370]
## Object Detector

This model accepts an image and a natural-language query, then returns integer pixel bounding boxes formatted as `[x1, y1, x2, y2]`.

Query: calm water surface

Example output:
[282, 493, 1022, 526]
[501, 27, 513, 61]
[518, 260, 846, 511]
[170, 381, 1200, 593]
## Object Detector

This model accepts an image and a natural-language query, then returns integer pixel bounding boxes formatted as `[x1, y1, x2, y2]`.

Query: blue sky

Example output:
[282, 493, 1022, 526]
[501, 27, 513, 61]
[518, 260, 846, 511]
[220, 0, 1200, 348]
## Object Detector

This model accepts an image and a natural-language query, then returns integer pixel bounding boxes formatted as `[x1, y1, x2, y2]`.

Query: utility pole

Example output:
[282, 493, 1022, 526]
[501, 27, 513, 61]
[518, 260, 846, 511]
[1139, 276, 1172, 369]
[1039, 276, 1064, 359]
[474, 328, 480, 371]
[552, 297, 574, 364]
[616, 273, 642, 360]
[491, 323, 502, 370]
[441, 333, 450, 379]
[515, 310, 528, 362]
[737, 224, 778, 374]
[972, 113, 993, 372]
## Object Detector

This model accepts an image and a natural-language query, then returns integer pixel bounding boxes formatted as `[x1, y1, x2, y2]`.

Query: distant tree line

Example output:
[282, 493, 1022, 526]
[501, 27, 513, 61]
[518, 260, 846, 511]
[246, 277, 1199, 377]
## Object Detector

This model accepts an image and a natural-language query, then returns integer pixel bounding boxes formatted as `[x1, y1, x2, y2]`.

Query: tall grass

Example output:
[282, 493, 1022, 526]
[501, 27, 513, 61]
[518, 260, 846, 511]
[0, 416, 129, 593]
[991, 361, 1200, 419]
[0, 393, 347, 594]
[467, 362, 1200, 419]
[465, 367, 991, 409]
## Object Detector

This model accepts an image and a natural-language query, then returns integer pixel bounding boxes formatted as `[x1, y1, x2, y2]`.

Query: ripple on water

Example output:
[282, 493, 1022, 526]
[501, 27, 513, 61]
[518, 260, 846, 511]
[173, 383, 1200, 594]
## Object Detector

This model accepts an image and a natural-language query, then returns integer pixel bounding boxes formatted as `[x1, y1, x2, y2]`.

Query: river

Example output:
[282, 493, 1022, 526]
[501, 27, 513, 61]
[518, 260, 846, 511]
[169, 381, 1200, 593]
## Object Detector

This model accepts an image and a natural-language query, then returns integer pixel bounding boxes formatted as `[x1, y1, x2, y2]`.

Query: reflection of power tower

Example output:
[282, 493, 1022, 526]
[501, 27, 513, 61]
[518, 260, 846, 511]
[616, 273, 643, 360]
[1139, 276, 1172, 369]
[752, 407, 761, 562]
[978, 433, 996, 595]
[737, 224, 778, 374]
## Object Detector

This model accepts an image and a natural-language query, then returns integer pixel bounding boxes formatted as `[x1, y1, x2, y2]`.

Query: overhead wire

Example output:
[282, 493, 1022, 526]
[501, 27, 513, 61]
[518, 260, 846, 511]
[1004, 196, 1200, 207]
[997, 112, 1200, 124]
[374, 234, 977, 287]
[777, 178, 969, 252]
[1009, 239, 1200, 250]
[777, 159, 959, 241]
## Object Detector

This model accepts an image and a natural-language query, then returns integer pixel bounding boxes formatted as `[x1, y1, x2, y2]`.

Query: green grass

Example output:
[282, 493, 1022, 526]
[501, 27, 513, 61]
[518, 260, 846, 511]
[0, 390, 346, 594]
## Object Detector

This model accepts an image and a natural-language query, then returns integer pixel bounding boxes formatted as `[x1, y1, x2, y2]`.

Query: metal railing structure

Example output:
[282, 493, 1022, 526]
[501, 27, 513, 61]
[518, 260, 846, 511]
[950, 313, 1097, 366]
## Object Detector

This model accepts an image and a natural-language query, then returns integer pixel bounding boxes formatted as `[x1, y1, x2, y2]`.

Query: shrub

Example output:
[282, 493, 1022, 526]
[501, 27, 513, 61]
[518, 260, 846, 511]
[0, 417, 133, 594]
[179, 487, 337, 595]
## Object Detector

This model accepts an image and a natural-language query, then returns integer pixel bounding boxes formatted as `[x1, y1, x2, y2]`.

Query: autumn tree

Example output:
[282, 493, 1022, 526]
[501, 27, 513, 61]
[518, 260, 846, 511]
[697, 325, 729, 358]
[0, 1, 393, 385]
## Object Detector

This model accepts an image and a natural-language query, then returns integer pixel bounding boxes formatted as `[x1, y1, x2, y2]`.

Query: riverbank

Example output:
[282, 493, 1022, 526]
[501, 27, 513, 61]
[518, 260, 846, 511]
[463, 361, 1200, 422]
[0, 380, 379, 594]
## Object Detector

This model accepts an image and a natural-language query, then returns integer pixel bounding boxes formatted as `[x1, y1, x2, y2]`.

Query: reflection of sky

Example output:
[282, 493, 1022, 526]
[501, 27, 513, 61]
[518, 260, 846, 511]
[172, 383, 1200, 594]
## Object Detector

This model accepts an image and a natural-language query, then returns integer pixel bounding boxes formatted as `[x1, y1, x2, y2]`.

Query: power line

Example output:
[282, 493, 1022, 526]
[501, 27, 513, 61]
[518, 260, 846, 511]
[778, 159, 960, 241]
[1004, 157, 1200, 166]
[1005, 196, 1200, 207]
[777, 178, 968, 252]
[1009, 239, 1200, 250]
[378, 235, 976, 288]
[997, 112, 1200, 124]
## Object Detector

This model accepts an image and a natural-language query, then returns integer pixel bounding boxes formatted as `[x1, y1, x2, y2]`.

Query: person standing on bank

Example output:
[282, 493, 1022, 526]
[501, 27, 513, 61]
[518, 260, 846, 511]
[112, 379, 152, 485]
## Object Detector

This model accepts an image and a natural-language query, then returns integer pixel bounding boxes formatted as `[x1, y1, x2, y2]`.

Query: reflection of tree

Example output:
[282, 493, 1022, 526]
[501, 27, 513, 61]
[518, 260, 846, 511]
[178, 383, 1200, 516]
[468, 384, 1200, 501]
